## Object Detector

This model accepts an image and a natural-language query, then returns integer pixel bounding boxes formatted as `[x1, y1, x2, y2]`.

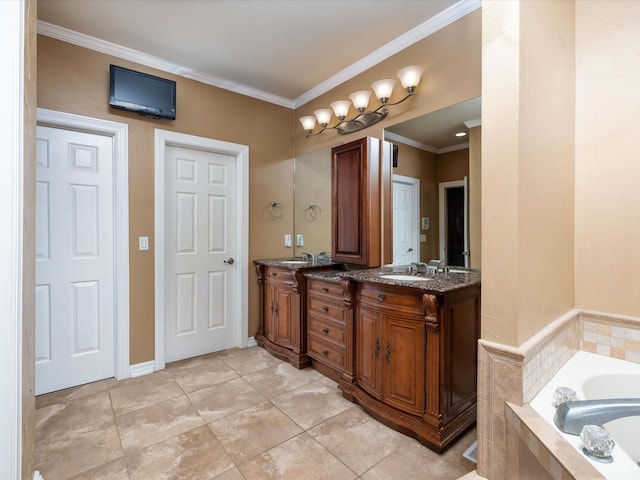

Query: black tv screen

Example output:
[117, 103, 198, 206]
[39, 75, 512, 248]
[109, 65, 176, 120]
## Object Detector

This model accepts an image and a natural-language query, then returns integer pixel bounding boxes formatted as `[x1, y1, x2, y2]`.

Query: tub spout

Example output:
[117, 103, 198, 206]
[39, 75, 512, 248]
[554, 398, 640, 435]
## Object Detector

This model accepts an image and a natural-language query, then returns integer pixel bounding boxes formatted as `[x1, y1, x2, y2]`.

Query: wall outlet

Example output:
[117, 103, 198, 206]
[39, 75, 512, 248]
[296, 234, 304, 247]
[284, 234, 292, 247]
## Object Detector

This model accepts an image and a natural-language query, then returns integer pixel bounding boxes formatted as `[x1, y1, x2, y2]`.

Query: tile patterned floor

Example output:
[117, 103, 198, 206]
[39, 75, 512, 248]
[35, 346, 477, 480]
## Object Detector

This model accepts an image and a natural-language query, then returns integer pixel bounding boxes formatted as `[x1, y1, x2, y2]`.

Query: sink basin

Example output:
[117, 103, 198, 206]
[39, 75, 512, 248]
[280, 260, 309, 264]
[379, 274, 432, 282]
[447, 268, 469, 274]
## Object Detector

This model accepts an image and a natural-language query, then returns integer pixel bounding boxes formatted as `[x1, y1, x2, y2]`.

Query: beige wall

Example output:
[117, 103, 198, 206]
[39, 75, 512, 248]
[574, 1, 640, 318]
[37, 36, 295, 363]
[23, 1, 37, 478]
[437, 149, 469, 183]
[469, 126, 481, 269]
[482, 0, 575, 347]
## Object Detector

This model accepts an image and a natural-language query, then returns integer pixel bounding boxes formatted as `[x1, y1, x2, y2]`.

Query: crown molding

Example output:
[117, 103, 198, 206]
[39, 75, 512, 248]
[464, 118, 482, 128]
[37, 0, 480, 110]
[36, 20, 296, 109]
[293, 0, 481, 108]
[384, 131, 470, 155]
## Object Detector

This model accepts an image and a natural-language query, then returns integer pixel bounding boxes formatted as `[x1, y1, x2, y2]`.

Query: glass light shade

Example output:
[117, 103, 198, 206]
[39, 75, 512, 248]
[314, 109, 333, 127]
[299, 115, 316, 132]
[349, 90, 372, 112]
[397, 65, 424, 90]
[372, 79, 396, 102]
[330, 100, 351, 120]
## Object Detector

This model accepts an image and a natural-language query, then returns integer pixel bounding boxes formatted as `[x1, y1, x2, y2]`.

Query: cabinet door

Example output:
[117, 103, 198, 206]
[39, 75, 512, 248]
[382, 315, 425, 416]
[264, 282, 277, 343]
[274, 284, 294, 348]
[355, 304, 382, 399]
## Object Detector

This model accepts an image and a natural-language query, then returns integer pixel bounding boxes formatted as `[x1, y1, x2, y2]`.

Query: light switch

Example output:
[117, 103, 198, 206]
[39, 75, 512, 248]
[296, 234, 304, 247]
[284, 234, 292, 247]
[139, 236, 149, 251]
[421, 217, 430, 230]
[420, 234, 427, 243]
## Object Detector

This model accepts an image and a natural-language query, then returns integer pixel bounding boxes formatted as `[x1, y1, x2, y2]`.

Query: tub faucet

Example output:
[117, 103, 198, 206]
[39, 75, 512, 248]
[554, 398, 640, 435]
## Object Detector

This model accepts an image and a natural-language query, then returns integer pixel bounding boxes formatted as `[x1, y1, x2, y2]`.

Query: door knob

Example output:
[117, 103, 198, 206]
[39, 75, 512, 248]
[408, 247, 413, 252]
[224, 257, 235, 265]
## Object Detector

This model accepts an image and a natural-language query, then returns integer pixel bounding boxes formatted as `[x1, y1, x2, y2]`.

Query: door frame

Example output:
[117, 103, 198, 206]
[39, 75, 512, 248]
[154, 129, 249, 371]
[438, 177, 469, 267]
[391, 174, 420, 265]
[36, 108, 131, 381]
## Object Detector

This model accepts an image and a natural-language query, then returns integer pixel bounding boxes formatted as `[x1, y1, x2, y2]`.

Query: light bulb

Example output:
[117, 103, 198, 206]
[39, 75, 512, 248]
[299, 115, 316, 133]
[372, 79, 396, 104]
[397, 66, 424, 93]
[349, 90, 372, 113]
[314, 109, 333, 127]
[330, 100, 351, 120]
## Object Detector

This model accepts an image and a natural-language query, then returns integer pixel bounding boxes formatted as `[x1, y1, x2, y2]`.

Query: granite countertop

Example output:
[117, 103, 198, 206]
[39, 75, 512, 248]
[336, 266, 481, 293]
[253, 258, 338, 270]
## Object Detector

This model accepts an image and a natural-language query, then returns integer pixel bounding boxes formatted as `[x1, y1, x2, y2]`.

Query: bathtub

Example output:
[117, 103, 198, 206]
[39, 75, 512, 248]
[530, 351, 640, 479]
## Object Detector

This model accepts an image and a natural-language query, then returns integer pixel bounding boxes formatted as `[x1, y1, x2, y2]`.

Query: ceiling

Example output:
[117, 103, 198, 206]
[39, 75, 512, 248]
[37, 0, 481, 149]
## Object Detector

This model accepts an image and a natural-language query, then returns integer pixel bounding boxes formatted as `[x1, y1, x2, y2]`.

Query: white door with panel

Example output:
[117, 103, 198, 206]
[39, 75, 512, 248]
[164, 145, 238, 362]
[392, 175, 420, 266]
[35, 126, 115, 395]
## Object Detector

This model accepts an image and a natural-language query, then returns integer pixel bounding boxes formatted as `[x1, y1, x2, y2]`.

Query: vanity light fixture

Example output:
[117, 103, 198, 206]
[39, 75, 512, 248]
[299, 65, 424, 137]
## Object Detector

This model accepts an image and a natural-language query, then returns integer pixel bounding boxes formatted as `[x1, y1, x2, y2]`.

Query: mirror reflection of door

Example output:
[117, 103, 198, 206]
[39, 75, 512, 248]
[439, 177, 469, 267]
[392, 175, 420, 266]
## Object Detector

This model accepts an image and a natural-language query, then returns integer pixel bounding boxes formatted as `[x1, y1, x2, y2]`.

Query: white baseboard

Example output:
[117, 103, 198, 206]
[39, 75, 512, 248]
[247, 336, 257, 347]
[129, 360, 155, 378]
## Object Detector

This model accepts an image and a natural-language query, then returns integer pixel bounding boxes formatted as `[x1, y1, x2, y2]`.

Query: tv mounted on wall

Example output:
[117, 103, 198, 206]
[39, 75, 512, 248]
[109, 64, 176, 120]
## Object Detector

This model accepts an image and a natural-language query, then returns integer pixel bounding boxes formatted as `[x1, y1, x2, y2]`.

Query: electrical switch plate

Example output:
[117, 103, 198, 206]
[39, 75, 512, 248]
[139, 236, 149, 251]
[422, 217, 430, 230]
[296, 234, 304, 247]
[284, 234, 292, 247]
[420, 234, 427, 243]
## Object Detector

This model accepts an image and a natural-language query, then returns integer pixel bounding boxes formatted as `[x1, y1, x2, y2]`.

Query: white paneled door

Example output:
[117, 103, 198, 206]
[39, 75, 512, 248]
[392, 175, 420, 266]
[164, 145, 237, 363]
[35, 126, 115, 395]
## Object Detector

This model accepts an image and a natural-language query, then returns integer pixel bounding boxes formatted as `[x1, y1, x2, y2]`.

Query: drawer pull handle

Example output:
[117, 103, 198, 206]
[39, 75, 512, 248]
[375, 338, 380, 358]
[322, 306, 329, 313]
[378, 294, 385, 302]
[322, 327, 329, 335]
[321, 350, 328, 357]
[385, 340, 391, 364]
[271, 272, 277, 277]
[322, 287, 329, 293]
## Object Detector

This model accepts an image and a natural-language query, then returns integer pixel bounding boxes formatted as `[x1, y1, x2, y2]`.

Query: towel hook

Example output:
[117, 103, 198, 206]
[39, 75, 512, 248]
[269, 200, 284, 219]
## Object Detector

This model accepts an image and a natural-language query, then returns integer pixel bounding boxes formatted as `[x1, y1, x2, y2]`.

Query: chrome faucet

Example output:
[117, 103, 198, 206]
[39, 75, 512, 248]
[410, 262, 428, 273]
[301, 252, 317, 263]
[554, 398, 640, 435]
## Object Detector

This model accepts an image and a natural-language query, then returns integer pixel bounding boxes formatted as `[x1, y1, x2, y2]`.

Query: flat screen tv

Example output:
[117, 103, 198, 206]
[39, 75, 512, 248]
[109, 64, 176, 120]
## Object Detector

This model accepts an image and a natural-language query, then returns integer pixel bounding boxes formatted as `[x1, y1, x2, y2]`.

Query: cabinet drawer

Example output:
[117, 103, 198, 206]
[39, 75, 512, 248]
[358, 284, 424, 312]
[265, 266, 296, 284]
[308, 313, 345, 345]
[307, 296, 344, 323]
[307, 279, 343, 301]
[308, 337, 345, 369]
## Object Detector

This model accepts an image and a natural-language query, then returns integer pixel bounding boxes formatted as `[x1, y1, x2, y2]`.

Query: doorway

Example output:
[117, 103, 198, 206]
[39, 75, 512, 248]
[392, 175, 420, 266]
[35, 109, 129, 395]
[154, 130, 249, 369]
[439, 177, 469, 267]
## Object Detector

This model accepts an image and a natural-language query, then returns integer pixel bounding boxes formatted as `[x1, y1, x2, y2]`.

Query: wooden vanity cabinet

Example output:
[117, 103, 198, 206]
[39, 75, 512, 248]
[331, 137, 382, 267]
[340, 281, 480, 453]
[254, 264, 310, 369]
[305, 277, 354, 383]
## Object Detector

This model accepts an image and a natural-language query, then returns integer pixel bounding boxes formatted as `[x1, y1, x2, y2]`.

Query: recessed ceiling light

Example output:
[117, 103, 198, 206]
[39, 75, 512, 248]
[455, 132, 467, 137]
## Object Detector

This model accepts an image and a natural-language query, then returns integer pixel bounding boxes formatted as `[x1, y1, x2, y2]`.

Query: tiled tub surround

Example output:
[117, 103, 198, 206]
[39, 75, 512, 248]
[477, 309, 640, 480]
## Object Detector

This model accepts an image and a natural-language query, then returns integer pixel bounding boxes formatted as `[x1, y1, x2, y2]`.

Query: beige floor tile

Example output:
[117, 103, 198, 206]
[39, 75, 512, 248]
[67, 457, 130, 480]
[35, 418, 123, 480]
[271, 379, 353, 430]
[212, 466, 246, 480]
[243, 362, 325, 398]
[208, 401, 303, 464]
[308, 406, 411, 475]
[239, 432, 357, 480]
[218, 346, 284, 375]
[126, 425, 233, 480]
[188, 377, 266, 423]
[36, 390, 114, 435]
[116, 394, 205, 456]
[168, 357, 239, 393]
[361, 428, 477, 480]
[110, 371, 185, 417]
[36, 377, 119, 410]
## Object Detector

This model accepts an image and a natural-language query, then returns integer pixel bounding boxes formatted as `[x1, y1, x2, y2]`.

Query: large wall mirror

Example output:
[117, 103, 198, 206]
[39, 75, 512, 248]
[293, 96, 481, 266]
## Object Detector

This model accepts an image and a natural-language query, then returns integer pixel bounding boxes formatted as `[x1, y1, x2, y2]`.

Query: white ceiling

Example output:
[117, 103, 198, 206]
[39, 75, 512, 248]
[37, 0, 481, 149]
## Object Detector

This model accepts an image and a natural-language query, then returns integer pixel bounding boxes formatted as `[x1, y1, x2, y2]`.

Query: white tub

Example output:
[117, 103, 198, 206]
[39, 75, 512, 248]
[530, 351, 640, 479]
